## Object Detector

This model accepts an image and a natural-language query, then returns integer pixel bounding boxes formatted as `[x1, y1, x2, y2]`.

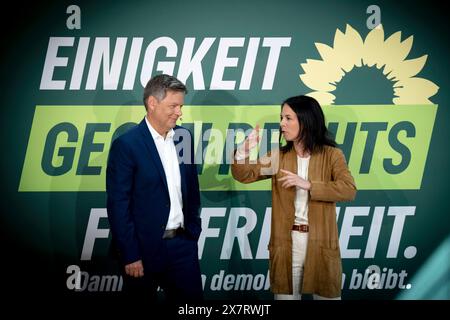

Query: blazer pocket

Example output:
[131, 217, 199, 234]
[321, 246, 340, 259]
[268, 246, 291, 292]
[318, 247, 342, 297]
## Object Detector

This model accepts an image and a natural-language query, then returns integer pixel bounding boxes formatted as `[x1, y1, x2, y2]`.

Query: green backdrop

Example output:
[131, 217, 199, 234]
[1, 0, 449, 300]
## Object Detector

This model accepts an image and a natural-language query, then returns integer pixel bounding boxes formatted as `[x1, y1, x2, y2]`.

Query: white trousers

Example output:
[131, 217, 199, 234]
[274, 231, 341, 300]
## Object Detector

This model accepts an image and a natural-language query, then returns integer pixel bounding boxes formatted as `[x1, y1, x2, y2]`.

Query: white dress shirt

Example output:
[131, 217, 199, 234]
[294, 155, 310, 225]
[145, 117, 184, 230]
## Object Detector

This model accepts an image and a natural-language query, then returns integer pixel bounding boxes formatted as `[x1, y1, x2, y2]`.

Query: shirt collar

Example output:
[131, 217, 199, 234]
[145, 116, 175, 141]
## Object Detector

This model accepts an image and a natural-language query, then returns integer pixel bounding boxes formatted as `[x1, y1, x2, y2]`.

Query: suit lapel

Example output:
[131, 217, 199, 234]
[138, 119, 169, 193]
[174, 127, 188, 205]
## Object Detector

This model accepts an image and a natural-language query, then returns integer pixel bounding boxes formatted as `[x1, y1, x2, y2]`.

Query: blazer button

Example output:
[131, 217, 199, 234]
[166, 203, 170, 208]
[161, 225, 165, 230]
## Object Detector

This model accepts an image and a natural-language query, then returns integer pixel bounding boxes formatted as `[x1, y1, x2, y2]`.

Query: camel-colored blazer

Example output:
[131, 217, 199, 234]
[231, 145, 356, 297]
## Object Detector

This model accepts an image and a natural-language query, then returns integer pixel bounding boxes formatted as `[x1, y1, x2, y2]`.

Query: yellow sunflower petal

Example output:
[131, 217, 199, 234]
[300, 59, 343, 90]
[313, 42, 343, 77]
[362, 25, 385, 67]
[299, 74, 336, 91]
[385, 33, 413, 63]
[389, 55, 427, 81]
[332, 25, 363, 72]
[305, 91, 336, 105]
[382, 34, 415, 77]
[343, 24, 364, 68]
[315, 43, 334, 61]
[393, 78, 439, 104]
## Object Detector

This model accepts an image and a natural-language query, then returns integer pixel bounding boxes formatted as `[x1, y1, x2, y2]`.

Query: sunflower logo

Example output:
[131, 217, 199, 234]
[300, 24, 439, 105]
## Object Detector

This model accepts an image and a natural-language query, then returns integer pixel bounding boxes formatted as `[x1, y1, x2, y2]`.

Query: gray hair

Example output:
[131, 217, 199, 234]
[143, 74, 187, 110]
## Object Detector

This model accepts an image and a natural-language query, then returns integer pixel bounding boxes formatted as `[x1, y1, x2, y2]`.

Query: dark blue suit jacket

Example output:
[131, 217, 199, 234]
[106, 119, 201, 269]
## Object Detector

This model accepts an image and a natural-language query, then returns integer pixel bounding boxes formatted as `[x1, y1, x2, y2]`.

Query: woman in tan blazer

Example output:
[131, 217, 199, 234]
[232, 95, 356, 299]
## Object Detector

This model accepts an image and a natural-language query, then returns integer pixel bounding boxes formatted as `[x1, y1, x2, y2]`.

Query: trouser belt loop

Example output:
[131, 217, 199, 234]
[292, 224, 309, 233]
[162, 227, 184, 239]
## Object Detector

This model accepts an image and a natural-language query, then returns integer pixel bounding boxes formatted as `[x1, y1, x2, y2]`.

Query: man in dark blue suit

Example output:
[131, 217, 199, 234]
[106, 74, 203, 302]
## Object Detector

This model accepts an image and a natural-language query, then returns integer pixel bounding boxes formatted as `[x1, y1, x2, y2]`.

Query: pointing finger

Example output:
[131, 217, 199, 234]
[280, 169, 294, 175]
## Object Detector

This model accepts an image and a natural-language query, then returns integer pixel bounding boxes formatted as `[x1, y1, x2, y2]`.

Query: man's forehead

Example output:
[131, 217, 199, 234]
[162, 91, 184, 102]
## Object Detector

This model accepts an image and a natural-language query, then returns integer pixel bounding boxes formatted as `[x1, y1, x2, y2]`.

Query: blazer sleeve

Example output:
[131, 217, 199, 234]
[309, 148, 357, 202]
[106, 138, 141, 265]
[231, 150, 279, 184]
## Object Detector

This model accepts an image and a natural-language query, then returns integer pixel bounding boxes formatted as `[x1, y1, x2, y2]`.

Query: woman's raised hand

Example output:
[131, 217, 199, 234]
[244, 124, 260, 153]
[236, 124, 260, 158]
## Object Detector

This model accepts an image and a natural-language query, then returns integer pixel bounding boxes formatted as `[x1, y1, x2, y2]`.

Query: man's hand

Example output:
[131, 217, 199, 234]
[125, 260, 144, 278]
